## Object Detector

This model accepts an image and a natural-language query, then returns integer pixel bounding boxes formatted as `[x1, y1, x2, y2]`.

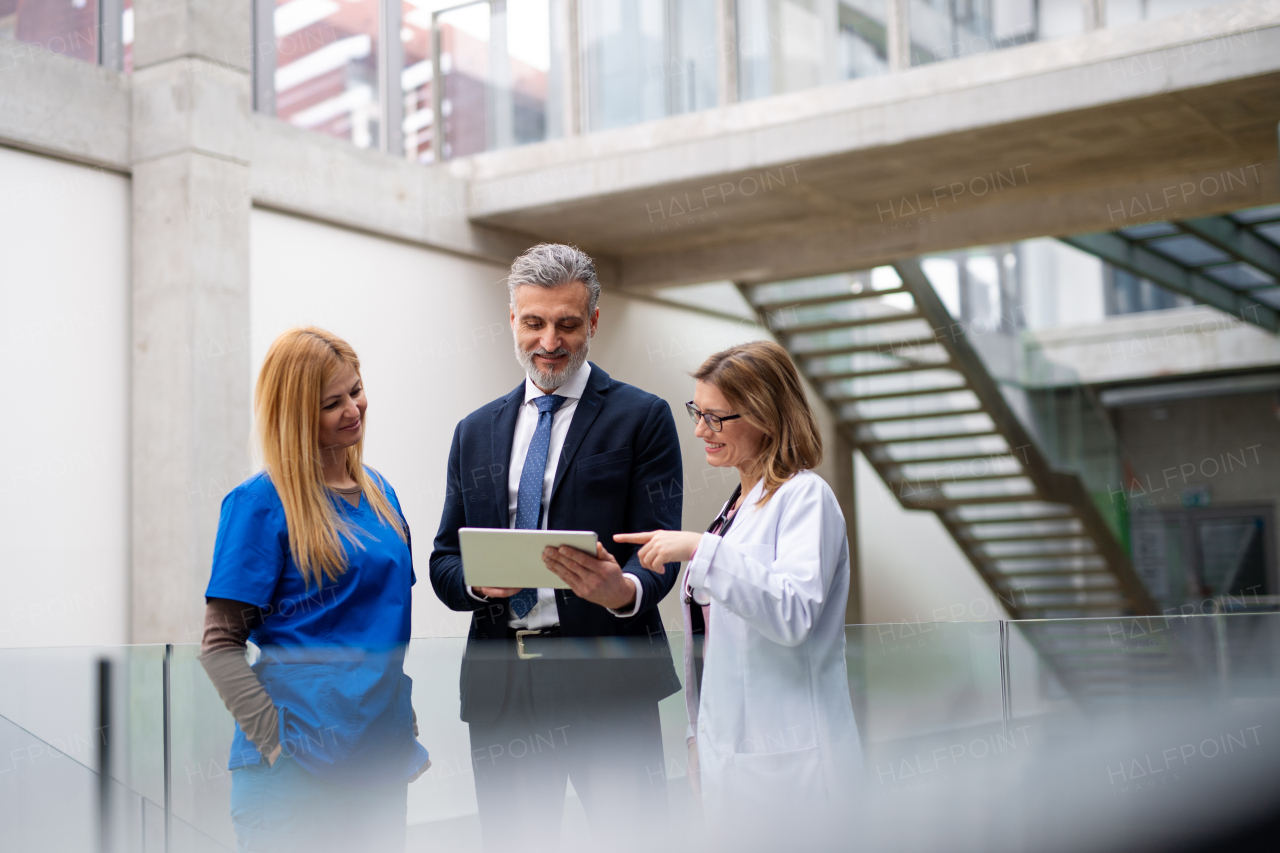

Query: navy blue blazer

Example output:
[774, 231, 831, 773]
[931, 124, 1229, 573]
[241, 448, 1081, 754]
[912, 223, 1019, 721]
[429, 364, 684, 724]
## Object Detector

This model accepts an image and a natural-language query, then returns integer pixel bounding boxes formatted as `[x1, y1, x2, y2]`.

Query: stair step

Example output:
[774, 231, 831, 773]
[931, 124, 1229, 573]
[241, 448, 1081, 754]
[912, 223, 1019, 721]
[875, 450, 1017, 466]
[751, 286, 909, 311]
[773, 311, 923, 336]
[862, 429, 1001, 445]
[1017, 594, 1126, 607]
[827, 382, 969, 404]
[1016, 604, 1129, 615]
[904, 493, 1047, 509]
[991, 556, 1108, 572]
[797, 336, 941, 358]
[967, 532, 1089, 544]
[893, 472, 1029, 488]
[948, 502, 1076, 522]
[993, 567, 1111, 578]
[842, 405, 987, 425]
[980, 541, 1098, 558]
[806, 361, 957, 382]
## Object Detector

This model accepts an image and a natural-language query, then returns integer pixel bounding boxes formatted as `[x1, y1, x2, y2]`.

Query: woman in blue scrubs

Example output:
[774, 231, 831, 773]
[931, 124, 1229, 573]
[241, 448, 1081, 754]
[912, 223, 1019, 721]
[200, 327, 430, 853]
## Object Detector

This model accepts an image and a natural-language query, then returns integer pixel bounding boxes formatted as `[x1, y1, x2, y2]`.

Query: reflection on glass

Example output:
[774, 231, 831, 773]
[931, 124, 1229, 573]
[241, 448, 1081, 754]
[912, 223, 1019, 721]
[0, 0, 99, 63]
[401, 0, 434, 162]
[274, 0, 381, 149]
[909, 0, 1078, 64]
[123, 0, 133, 73]
[582, 0, 717, 132]
[839, 0, 890, 79]
[437, 0, 551, 159]
[738, 0, 887, 100]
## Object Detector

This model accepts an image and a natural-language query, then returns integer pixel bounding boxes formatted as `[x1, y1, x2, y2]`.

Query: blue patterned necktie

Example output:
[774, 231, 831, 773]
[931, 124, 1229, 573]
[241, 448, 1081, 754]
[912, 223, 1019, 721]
[509, 393, 568, 619]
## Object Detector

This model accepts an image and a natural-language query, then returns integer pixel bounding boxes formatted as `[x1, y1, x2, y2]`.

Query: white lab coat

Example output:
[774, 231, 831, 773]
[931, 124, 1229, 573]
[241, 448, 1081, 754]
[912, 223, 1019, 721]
[682, 470, 862, 823]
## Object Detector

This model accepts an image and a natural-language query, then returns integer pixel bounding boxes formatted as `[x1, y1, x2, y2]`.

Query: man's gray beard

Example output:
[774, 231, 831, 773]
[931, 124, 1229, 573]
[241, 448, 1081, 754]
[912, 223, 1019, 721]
[515, 339, 590, 390]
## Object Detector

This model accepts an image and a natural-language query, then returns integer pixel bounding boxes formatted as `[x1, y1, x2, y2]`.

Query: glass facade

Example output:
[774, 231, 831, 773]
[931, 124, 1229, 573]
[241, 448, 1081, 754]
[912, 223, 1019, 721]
[435, 0, 553, 159]
[401, 0, 434, 162]
[737, 0, 890, 99]
[272, 0, 382, 149]
[0, 0, 100, 64]
[582, 0, 718, 131]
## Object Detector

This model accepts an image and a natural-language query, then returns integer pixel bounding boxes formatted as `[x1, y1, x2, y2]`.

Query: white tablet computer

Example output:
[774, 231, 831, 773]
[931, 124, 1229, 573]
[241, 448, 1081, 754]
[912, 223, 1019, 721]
[459, 528, 598, 589]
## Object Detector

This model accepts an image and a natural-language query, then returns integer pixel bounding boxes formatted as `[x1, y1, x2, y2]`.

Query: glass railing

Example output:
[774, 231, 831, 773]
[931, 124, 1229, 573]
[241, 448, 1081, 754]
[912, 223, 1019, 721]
[5, 613, 1278, 849]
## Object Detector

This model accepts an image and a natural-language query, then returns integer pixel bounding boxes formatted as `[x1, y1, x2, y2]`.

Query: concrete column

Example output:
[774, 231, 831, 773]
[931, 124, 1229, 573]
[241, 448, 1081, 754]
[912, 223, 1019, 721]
[833, 433, 861, 625]
[130, 0, 254, 643]
[886, 0, 910, 72]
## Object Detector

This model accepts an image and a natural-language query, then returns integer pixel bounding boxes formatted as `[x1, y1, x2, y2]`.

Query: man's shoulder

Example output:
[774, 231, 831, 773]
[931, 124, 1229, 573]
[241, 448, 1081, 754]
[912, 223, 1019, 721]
[596, 370, 667, 415]
[455, 384, 523, 429]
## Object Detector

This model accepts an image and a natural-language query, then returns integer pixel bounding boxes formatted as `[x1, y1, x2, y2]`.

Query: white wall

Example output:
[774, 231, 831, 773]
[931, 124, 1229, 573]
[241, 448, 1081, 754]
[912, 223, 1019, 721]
[0, 147, 131, 648]
[856, 451, 1005, 624]
[1022, 238, 1106, 330]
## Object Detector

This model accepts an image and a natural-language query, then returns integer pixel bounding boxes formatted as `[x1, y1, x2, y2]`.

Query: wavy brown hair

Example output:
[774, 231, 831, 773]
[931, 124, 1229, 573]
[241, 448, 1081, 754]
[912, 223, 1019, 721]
[255, 327, 405, 588]
[694, 340, 822, 506]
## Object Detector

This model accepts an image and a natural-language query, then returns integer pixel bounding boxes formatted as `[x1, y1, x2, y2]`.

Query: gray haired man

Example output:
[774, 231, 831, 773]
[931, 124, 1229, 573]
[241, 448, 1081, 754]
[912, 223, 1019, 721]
[429, 244, 684, 851]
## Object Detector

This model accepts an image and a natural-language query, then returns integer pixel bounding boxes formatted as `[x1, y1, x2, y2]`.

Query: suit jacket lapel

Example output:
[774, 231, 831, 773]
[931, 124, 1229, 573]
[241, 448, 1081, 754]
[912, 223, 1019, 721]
[551, 364, 609, 500]
[491, 382, 524, 529]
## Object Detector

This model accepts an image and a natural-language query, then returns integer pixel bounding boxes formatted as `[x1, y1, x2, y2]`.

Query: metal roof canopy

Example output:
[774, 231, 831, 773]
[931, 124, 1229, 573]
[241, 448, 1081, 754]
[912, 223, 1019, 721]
[1061, 204, 1280, 333]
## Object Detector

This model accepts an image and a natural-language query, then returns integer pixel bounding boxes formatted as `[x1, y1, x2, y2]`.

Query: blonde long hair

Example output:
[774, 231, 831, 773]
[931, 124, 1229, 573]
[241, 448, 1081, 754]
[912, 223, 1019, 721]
[694, 340, 823, 506]
[255, 327, 406, 588]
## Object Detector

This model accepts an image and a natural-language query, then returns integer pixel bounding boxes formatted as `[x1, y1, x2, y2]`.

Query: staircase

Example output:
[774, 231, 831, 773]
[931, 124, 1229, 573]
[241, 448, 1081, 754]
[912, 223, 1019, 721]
[742, 259, 1187, 701]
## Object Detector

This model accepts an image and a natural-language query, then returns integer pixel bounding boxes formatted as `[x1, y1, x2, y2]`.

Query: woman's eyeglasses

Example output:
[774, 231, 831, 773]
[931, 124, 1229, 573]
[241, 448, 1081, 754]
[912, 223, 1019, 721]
[686, 402, 742, 433]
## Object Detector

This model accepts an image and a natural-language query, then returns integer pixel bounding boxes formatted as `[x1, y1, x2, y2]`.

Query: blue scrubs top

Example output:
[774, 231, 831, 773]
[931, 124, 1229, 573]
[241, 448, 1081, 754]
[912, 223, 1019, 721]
[206, 469, 429, 786]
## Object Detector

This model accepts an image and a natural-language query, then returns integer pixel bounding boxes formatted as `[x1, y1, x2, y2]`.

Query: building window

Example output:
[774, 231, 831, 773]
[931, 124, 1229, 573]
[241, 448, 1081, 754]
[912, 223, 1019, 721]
[0, 0, 100, 64]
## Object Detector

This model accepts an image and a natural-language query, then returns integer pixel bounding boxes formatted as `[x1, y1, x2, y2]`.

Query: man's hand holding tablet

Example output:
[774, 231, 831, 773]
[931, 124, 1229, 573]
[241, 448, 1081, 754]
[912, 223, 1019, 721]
[541, 542, 635, 611]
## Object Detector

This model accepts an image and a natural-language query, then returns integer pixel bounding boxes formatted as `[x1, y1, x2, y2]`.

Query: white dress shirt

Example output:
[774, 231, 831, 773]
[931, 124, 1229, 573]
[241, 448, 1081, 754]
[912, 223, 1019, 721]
[468, 361, 643, 627]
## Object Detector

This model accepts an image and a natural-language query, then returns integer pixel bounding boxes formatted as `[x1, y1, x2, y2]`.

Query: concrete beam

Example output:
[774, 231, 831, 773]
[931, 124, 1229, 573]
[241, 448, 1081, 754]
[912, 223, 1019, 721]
[0, 36, 131, 170]
[250, 116, 534, 267]
[614, 161, 1280, 290]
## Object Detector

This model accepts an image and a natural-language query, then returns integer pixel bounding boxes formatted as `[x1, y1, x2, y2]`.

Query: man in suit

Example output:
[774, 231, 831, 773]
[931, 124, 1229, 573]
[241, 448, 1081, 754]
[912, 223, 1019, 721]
[429, 243, 683, 852]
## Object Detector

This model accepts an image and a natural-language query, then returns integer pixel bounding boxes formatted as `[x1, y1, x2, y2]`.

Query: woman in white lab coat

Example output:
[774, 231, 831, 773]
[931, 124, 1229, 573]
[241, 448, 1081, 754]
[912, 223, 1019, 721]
[616, 340, 861, 827]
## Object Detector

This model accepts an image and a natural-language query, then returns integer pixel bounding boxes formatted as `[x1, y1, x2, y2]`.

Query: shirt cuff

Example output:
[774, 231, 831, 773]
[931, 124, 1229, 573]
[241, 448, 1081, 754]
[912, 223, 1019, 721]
[606, 574, 644, 618]
[685, 533, 723, 592]
[465, 586, 490, 603]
